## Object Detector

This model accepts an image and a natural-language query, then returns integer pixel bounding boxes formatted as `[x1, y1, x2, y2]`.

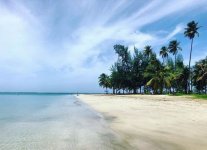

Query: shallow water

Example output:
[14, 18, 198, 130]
[0, 94, 129, 150]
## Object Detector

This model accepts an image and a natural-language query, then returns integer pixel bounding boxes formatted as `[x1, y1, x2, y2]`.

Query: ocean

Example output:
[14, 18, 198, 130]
[0, 94, 128, 150]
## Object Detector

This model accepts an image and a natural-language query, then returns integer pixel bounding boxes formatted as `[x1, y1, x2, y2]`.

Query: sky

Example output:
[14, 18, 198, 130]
[0, 0, 207, 93]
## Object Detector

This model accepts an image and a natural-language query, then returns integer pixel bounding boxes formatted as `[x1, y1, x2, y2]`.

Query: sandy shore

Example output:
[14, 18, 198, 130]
[78, 94, 207, 150]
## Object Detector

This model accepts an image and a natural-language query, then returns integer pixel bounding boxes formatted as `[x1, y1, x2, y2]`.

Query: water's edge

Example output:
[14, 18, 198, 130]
[75, 95, 134, 150]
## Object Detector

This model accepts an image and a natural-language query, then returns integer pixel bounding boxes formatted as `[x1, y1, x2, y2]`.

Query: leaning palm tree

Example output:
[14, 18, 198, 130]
[194, 58, 207, 93]
[168, 40, 182, 71]
[184, 21, 200, 92]
[143, 45, 153, 58]
[146, 67, 171, 94]
[98, 73, 110, 94]
[159, 46, 168, 64]
[196, 60, 207, 83]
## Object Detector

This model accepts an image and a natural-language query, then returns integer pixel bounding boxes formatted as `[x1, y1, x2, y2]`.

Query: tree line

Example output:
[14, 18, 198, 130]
[98, 21, 207, 95]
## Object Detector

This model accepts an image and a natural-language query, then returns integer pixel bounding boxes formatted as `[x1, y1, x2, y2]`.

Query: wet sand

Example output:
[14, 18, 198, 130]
[78, 94, 207, 150]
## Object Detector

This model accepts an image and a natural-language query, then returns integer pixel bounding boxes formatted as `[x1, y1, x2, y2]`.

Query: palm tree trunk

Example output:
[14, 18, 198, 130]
[133, 88, 137, 94]
[185, 82, 188, 94]
[188, 38, 194, 93]
[175, 54, 177, 71]
[160, 86, 163, 94]
[174, 54, 177, 93]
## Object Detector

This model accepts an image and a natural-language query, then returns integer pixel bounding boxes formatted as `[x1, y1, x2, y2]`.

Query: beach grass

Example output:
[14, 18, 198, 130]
[191, 94, 207, 100]
[169, 93, 207, 100]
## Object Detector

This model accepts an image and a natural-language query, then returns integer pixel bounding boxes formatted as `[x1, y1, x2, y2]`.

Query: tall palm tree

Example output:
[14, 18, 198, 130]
[98, 73, 110, 93]
[159, 46, 168, 64]
[143, 45, 153, 58]
[184, 21, 200, 92]
[168, 40, 182, 71]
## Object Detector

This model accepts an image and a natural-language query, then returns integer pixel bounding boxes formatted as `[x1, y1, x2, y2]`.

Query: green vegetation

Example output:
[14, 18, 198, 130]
[168, 93, 207, 100]
[191, 94, 207, 100]
[98, 73, 110, 94]
[98, 21, 206, 95]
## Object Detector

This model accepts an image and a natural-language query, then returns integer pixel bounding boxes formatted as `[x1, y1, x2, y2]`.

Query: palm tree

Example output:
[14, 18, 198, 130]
[143, 45, 153, 58]
[175, 66, 190, 94]
[168, 40, 182, 71]
[192, 57, 207, 94]
[184, 21, 200, 92]
[196, 58, 207, 82]
[146, 66, 171, 94]
[159, 46, 168, 64]
[197, 65, 207, 82]
[98, 73, 110, 94]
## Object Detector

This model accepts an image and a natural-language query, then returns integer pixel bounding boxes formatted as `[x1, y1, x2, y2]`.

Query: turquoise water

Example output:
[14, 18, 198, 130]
[0, 94, 129, 150]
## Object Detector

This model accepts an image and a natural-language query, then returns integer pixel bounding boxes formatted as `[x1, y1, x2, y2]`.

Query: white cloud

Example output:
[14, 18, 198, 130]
[166, 24, 185, 40]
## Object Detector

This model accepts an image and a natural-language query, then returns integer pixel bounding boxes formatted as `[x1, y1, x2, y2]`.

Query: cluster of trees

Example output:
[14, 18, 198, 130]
[98, 21, 206, 94]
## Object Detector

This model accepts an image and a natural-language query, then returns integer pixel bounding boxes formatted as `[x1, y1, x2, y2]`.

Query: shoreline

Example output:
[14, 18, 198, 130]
[78, 94, 207, 150]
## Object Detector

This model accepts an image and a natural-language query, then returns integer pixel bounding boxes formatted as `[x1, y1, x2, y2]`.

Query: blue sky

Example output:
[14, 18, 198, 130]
[0, 0, 207, 92]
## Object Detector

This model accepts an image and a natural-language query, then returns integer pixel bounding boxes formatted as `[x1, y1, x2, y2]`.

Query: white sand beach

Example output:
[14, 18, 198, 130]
[78, 94, 207, 150]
